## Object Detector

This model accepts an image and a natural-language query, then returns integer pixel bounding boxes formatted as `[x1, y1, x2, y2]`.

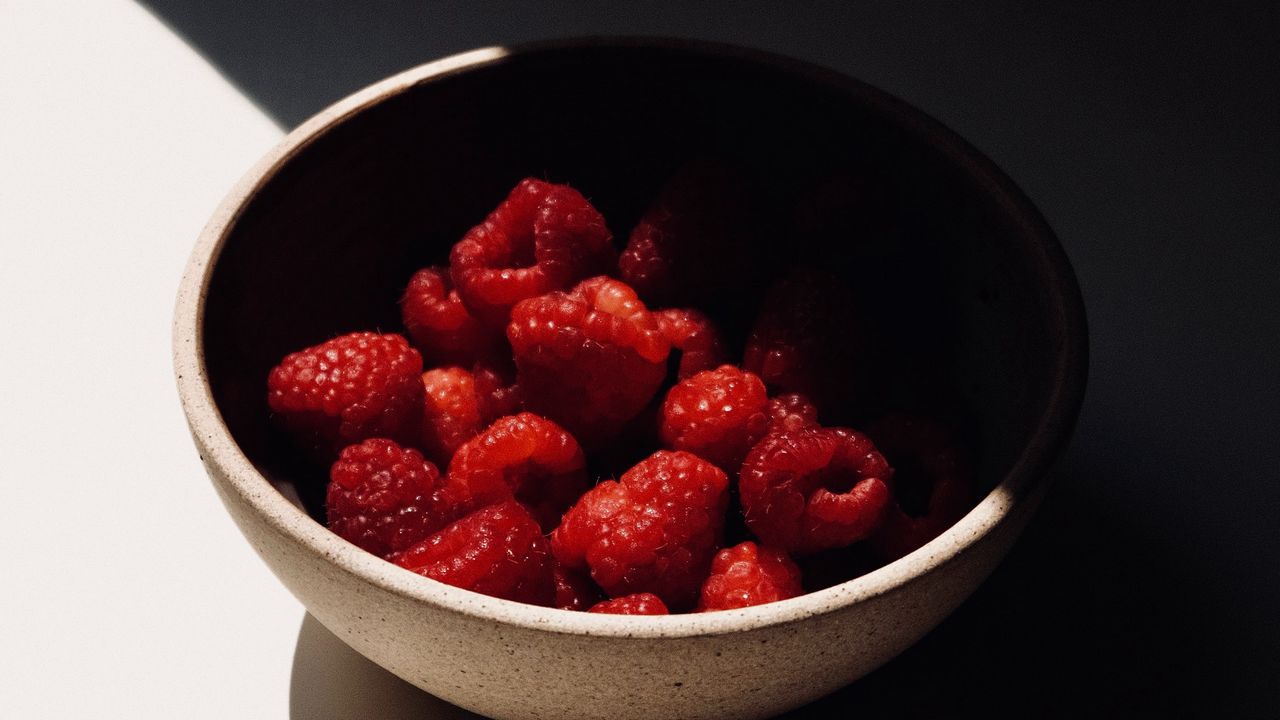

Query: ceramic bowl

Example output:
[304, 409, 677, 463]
[174, 39, 1087, 720]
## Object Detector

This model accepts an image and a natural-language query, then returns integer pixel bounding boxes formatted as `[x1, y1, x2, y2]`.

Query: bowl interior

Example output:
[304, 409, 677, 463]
[202, 44, 1065, 528]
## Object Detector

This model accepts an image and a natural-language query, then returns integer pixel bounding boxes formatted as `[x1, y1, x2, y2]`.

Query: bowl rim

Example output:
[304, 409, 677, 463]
[173, 37, 1088, 639]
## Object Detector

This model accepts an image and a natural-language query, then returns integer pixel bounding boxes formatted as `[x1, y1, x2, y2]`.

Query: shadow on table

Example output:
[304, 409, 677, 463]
[290, 456, 1264, 719]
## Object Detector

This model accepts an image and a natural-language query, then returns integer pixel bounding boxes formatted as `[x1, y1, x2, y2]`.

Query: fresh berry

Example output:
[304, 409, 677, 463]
[765, 393, 820, 434]
[419, 367, 485, 466]
[551, 450, 729, 609]
[401, 267, 501, 366]
[659, 365, 769, 472]
[619, 160, 764, 308]
[655, 308, 728, 380]
[447, 412, 589, 531]
[588, 593, 669, 615]
[552, 563, 605, 611]
[326, 438, 469, 557]
[450, 178, 615, 327]
[867, 413, 974, 561]
[739, 428, 893, 555]
[742, 269, 867, 415]
[697, 541, 803, 611]
[508, 276, 669, 446]
[268, 332, 424, 454]
[392, 500, 554, 605]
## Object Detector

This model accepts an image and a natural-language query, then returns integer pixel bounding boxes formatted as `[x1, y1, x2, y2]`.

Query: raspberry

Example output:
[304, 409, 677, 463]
[551, 450, 729, 609]
[619, 160, 763, 308]
[697, 541, 803, 611]
[742, 269, 867, 415]
[450, 178, 615, 327]
[588, 593, 670, 615]
[739, 428, 893, 555]
[765, 393, 820, 434]
[268, 332, 424, 454]
[659, 365, 769, 472]
[447, 412, 589, 531]
[326, 438, 468, 557]
[400, 267, 501, 366]
[866, 413, 974, 561]
[655, 308, 728, 380]
[419, 367, 485, 466]
[392, 500, 554, 605]
[552, 563, 605, 611]
[508, 276, 669, 446]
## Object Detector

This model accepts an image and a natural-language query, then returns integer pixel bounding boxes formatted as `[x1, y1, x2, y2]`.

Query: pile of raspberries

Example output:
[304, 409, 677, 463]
[266, 169, 973, 615]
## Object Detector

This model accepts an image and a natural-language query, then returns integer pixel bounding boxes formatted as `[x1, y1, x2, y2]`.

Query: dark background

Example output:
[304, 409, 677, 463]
[139, 2, 1279, 717]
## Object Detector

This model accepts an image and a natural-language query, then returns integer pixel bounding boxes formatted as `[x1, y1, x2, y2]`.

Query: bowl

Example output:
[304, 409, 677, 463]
[173, 39, 1087, 720]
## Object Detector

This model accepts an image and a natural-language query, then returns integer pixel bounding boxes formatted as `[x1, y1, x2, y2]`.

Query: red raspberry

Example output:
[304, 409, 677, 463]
[867, 413, 974, 561]
[419, 367, 485, 466]
[447, 412, 589, 531]
[588, 593, 670, 615]
[765, 393, 820, 434]
[655, 308, 728, 381]
[551, 450, 729, 610]
[739, 428, 893, 555]
[742, 269, 867, 415]
[268, 332, 424, 454]
[392, 500, 554, 605]
[659, 365, 769, 472]
[400, 267, 501, 366]
[450, 178, 615, 327]
[326, 438, 469, 557]
[697, 541, 803, 611]
[508, 276, 669, 446]
[619, 160, 763, 308]
[552, 563, 605, 611]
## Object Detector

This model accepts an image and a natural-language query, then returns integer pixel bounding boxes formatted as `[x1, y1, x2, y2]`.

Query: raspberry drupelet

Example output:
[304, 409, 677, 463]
[697, 541, 803, 612]
[739, 427, 893, 555]
[764, 393, 821, 435]
[401, 266, 502, 367]
[447, 412, 589, 531]
[654, 308, 728, 381]
[326, 438, 470, 558]
[588, 593, 670, 615]
[392, 500, 554, 606]
[551, 450, 729, 610]
[659, 365, 769, 472]
[507, 276, 670, 447]
[866, 413, 974, 561]
[450, 178, 616, 327]
[267, 332, 424, 456]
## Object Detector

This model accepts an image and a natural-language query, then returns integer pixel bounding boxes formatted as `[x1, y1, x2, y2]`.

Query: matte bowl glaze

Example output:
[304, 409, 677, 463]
[174, 39, 1086, 720]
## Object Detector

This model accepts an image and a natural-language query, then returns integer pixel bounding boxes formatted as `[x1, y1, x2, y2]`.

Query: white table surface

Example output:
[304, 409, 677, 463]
[0, 2, 439, 717]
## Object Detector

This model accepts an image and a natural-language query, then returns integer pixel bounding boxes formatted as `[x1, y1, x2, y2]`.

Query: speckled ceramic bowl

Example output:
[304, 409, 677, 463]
[174, 39, 1086, 720]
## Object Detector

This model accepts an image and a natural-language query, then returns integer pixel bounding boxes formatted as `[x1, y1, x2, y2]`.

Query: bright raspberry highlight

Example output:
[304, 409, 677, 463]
[552, 450, 729, 610]
[392, 500, 554, 605]
[739, 428, 893, 555]
[268, 332, 424, 455]
[698, 541, 803, 612]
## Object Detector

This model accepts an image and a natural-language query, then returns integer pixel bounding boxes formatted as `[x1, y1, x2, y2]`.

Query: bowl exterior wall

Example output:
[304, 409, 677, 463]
[196, 428, 1045, 720]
